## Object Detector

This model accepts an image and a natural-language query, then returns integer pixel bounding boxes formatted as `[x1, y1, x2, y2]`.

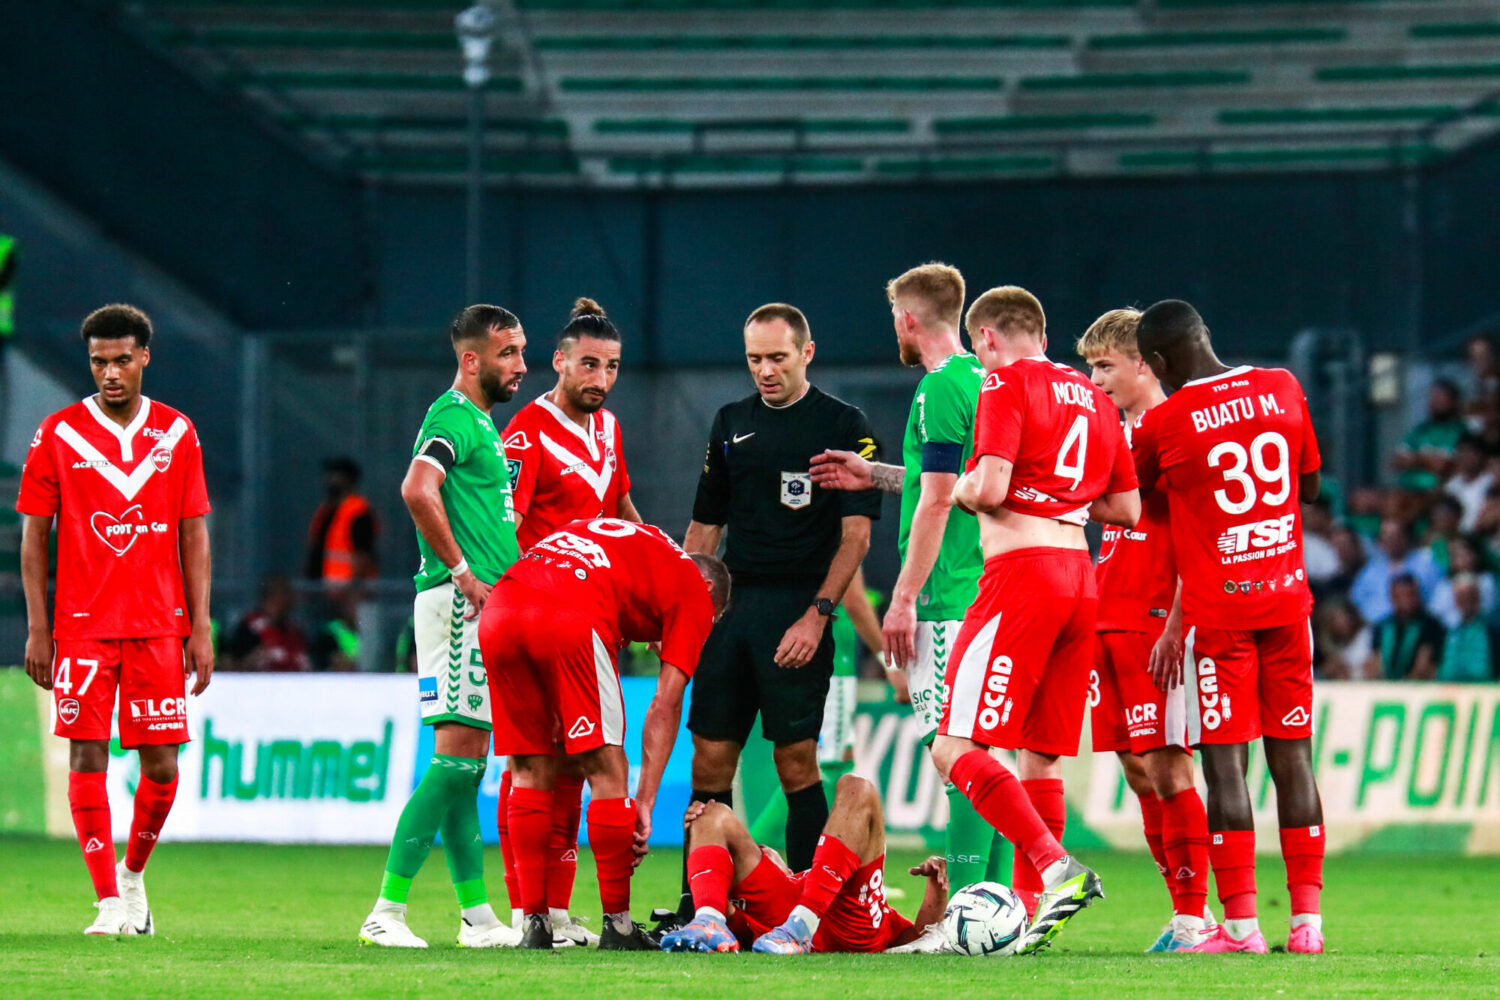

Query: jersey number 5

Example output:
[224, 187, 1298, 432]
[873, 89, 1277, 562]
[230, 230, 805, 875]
[1054, 415, 1089, 491]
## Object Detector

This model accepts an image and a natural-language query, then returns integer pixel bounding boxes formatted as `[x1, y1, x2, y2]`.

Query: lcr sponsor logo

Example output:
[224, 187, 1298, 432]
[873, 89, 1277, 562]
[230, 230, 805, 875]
[130, 697, 187, 720]
[1126, 703, 1158, 726]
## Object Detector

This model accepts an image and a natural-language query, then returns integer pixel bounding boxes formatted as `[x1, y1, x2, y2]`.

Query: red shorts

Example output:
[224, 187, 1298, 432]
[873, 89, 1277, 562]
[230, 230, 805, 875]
[480, 578, 625, 757]
[725, 849, 912, 953]
[1184, 619, 1314, 745]
[1090, 630, 1189, 756]
[939, 548, 1097, 756]
[51, 638, 188, 748]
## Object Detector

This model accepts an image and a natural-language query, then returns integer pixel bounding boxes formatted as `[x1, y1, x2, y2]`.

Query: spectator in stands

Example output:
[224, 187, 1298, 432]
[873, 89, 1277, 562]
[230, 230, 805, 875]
[1437, 575, 1500, 682]
[225, 574, 311, 672]
[1463, 335, 1500, 406]
[1445, 435, 1493, 533]
[1322, 524, 1369, 600]
[304, 456, 378, 591]
[313, 594, 361, 672]
[1428, 535, 1498, 628]
[1344, 485, 1386, 538]
[1367, 574, 1444, 681]
[1349, 518, 1443, 624]
[1313, 597, 1371, 681]
[1301, 497, 1340, 589]
[1394, 379, 1466, 492]
[1423, 495, 1464, 572]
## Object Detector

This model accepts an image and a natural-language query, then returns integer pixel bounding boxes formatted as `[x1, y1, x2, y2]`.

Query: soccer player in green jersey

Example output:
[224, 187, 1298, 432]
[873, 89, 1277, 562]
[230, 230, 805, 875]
[810, 264, 1008, 921]
[359, 305, 527, 949]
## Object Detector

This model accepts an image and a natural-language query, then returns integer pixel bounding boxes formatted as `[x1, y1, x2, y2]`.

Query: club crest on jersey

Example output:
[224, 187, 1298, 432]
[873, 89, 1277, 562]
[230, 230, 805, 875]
[780, 472, 812, 509]
[58, 698, 81, 725]
[151, 447, 173, 473]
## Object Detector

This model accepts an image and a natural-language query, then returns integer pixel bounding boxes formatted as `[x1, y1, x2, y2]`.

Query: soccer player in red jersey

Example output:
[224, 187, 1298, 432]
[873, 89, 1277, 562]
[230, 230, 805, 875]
[662, 775, 950, 954]
[1077, 309, 1215, 952]
[495, 297, 642, 944]
[16, 304, 212, 936]
[926, 286, 1140, 955]
[1132, 299, 1326, 955]
[479, 518, 729, 950]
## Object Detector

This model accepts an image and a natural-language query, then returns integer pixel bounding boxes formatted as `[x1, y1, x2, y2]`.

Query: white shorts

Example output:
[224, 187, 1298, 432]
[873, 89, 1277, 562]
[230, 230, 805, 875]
[818, 675, 857, 765]
[414, 582, 491, 729]
[910, 621, 961, 743]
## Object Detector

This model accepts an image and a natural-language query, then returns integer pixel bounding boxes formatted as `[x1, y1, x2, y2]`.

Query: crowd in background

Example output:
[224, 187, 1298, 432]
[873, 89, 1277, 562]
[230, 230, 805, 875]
[219, 338, 1500, 684]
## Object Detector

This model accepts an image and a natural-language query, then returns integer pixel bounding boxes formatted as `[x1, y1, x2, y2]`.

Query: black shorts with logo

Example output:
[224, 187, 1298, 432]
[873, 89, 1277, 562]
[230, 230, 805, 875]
[687, 583, 835, 745]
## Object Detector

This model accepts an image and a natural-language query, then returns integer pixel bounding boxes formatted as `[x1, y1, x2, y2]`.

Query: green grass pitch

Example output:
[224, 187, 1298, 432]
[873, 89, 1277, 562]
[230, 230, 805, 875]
[4, 839, 1498, 998]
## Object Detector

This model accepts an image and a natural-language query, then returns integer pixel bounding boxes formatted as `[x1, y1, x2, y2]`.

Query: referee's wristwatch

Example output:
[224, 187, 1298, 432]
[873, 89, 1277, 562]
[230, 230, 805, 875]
[811, 597, 836, 617]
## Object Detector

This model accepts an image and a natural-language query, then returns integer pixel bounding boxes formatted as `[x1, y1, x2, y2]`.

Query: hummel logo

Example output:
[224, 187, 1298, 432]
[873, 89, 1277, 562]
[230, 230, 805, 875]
[85, 837, 107, 853]
[732, 432, 755, 444]
[568, 717, 597, 739]
[1281, 706, 1312, 728]
[1175, 866, 1197, 880]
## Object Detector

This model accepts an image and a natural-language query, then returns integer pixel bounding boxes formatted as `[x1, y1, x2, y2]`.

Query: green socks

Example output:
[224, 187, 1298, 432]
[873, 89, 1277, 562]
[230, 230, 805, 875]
[379, 754, 486, 904]
[946, 783, 1012, 891]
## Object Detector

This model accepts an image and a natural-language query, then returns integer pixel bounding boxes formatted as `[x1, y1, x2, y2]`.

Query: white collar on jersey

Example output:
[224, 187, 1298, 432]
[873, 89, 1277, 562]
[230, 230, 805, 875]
[82, 395, 153, 463]
[1182, 365, 1253, 388]
[537, 394, 601, 460]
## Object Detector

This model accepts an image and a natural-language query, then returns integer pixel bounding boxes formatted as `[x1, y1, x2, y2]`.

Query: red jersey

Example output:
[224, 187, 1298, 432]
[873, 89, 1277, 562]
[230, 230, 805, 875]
[502, 397, 632, 551]
[971, 357, 1136, 524]
[501, 518, 714, 676]
[1095, 416, 1177, 633]
[16, 396, 211, 640]
[1132, 366, 1320, 630]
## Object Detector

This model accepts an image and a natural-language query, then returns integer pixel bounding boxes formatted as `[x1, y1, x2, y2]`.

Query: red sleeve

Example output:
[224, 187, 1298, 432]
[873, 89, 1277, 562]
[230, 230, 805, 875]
[1106, 418, 1137, 494]
[657, 563, 715, 678]
[972, 371, 1025, 464]
[501, 414, 540, 518]
[180, 424, 212, 518]
[15, 421, 60, 517]
[1298, 393, 1321, 474]
[1130, 410, 1162, 493]
[615, 423, 632, 503]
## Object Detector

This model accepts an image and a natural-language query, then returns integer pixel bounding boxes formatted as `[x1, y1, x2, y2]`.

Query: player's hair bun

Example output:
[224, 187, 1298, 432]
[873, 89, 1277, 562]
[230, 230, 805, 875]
[571, 297, 606, 320]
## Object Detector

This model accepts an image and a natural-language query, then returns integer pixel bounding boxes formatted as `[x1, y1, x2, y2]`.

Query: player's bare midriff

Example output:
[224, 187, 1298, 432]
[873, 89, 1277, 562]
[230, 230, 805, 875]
[977, 505, 1090, 558]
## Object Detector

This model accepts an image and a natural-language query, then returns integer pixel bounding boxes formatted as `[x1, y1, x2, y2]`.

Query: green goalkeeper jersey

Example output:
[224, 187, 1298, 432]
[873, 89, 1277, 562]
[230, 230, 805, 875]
[899, 352, 985, 622]
[411, 389, 520, 592]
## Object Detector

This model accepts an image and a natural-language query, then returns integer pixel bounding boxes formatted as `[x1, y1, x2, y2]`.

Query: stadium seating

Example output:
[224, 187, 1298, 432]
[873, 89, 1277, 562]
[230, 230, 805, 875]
[127, 1, 1500, 183]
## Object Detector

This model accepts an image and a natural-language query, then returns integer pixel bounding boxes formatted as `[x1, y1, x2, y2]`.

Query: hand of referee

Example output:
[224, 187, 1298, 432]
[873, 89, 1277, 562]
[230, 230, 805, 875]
[774, 610, 826, 669]
[809, 450, 873, 491]
[455, 569, 491, 620]
[1148, 625, 1185, 692]
[24, 629, 53, 690]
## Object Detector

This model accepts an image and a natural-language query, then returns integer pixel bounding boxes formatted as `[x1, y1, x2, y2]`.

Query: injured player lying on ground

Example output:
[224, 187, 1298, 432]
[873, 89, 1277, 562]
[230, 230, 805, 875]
[661, 773, 952, 954]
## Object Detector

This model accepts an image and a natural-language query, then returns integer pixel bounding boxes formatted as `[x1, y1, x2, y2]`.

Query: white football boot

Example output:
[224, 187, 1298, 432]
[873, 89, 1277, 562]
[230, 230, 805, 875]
[116, 862, 153, 936]
[84, 897, 135, 936]
[359, 907, 429, 948]
[551, 910, 599, 947]
[458, 917, 522, 948]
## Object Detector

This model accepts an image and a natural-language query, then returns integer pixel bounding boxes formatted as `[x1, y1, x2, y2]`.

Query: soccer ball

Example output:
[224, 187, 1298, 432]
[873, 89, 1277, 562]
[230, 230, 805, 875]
[942, 882, 1026, 957]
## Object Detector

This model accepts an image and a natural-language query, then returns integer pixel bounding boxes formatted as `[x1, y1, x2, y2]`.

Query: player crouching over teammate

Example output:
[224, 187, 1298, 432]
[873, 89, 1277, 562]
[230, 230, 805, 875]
[481, 518, 729, 950]
[663, 774, 948, 954]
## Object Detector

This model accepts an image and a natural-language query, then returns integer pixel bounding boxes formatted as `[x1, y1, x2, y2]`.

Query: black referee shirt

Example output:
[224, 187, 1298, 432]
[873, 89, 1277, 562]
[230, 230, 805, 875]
[693, 385, 882, 586]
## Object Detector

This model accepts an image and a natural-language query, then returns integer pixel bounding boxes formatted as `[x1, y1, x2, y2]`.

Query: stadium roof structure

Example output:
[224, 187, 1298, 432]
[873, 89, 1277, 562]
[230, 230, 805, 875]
[127, 0, 1500, 187]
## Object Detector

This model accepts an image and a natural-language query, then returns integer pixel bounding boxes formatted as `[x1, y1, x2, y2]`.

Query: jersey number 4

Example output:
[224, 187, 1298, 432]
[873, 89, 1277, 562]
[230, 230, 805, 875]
[54, 657, 101, 696]
[1054, 416, 1089, 491]
[1208, 432, 1291, 515]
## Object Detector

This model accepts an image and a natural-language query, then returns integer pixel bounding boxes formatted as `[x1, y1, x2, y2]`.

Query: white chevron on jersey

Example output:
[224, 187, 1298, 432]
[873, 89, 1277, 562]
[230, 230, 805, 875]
[54, 416, 189, 502]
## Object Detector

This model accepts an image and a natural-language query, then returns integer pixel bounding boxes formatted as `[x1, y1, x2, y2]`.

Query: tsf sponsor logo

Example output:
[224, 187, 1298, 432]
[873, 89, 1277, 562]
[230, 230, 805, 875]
[1216, 513, 1297, 556]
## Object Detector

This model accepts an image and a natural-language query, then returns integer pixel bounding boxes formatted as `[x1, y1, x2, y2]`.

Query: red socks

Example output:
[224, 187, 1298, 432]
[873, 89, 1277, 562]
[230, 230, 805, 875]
[1210, 829, 1257, 919]
[588, 797, 637, 915]
[124, 774, 177, 873]
[797, 835, 862, 918]
[1280, 825, 1324, 915]
[1137, 792, 1174, 903]
[68, 771, 117, 900]
[685, 845, 734, 915]
[508, 785, 554, 915]
[949, 751, 1065, 917]
[548, 774, 586, 911]
[497, 770, 520, 913]
[1161, 788, 1209, 919]
[1012, 778, 1065, 917]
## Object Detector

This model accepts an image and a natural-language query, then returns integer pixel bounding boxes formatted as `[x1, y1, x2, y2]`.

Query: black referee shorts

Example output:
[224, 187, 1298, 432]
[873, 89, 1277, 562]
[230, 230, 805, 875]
[687, 583, 835, 746]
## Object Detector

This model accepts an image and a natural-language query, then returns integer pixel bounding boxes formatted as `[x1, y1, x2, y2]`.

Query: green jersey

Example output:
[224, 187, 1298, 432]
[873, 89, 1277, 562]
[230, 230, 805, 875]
[411, 390, 520, 592]
[899, 352, 985, 621]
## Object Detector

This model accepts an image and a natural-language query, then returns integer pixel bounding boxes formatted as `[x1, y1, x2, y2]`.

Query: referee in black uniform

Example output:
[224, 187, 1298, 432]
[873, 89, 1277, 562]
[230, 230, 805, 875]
[679, 302, 881, 908]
